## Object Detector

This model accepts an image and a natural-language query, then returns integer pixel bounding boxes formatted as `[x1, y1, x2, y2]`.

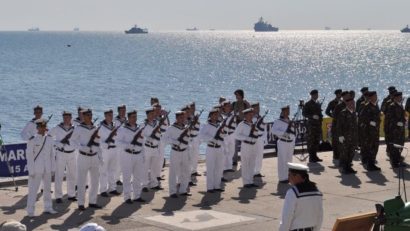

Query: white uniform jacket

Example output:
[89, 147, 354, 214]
[234, 121, 258, 145]
[99, 121, 117, 149]
[116, 123, 145, 153]
[143, 121, 161, 148]
[49, 123, 76, 152]
[199, 121, 225, 147]
[162, 123, 189, 151]
[21, 119, 37, 141]
[271, 118, 296, 141]
[69, 123, 102, 158]
[26, 134, 55, 175]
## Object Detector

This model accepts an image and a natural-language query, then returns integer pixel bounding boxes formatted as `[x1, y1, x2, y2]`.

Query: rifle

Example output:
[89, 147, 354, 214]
[105, 121, 125, 144]
[256, 110, 269, 129]
[249, 110, 269, 138]
[150, 110, 171, 138]
[214, 117, 228, 141]
[177, 109, 204, 142]
[46, 114, 53, 123]
[131, 124, 146, 146]
[60, 129, 74, 145]
[86, 118, 100, 147]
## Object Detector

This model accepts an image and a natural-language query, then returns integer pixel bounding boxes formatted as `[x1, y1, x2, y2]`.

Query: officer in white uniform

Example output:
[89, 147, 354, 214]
[26, 118, 57, 217]
[251, 102, 267, 178]
[21, 105, 43, 141]
[234, 108, 259, 188]
[114, 104, 127, 186]
[221, 100, 237, 173]
[279, 163, 323, 231]
[49, 111, 77, 203]
[153, 103, 169, 182]
[200, 108, 226, 193]
[271, 106, 296, 184]
[163, 111, 191, 198]
[69, 109, 103, 211]
[116, 110, 146, 204]
[99, 109, 121, 197]
[142, 107, 163, 190]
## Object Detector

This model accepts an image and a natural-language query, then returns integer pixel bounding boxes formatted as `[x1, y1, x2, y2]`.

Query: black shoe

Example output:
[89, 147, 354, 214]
[221, 178, 228, 182]
[67, 197, 77, 201]
[279, 180, 289, 184]
[233, 162, 238, 166]
[133, 198, 146, 203]
[157, 177, 165, 181]
[342, 168, 356, 174]
[244, 184, 253, 188]
[109, 190, 121, 195]
[309, 157, 323, 163]
[253, 173, 264, 178]
[78, 205, 86, 211]
[55, 198, 63, 204]
[189, 182, 197, 186]
[226, 169, 235, 173]
[142, 187, 149, 192]
[116, 180, 123, 186]
[100, 192, 110, 197]
[214, 188, 225, 192]
[125, 199, 133, 204]
[191, 172, 202, 177]
[170, 194, 178, 198]
[180, 192, 192, 196]
[88, 204, 102, 209]
[367, 164, 381, 172]
[250, 183, 259, 188]
[207, 189, 215, 193]
[150, 186, 164, 190]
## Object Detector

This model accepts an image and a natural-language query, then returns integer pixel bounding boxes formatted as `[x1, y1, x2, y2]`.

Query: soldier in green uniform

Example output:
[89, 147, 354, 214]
[385, 92, 406, 168]
[405, 97, 410, 140]
[359, 91, 381, 171]
[325, 89, 342, 161]
[330, 91, 350, 162]
[302, 89, 323, 163]
[336, 98, 358, 174]
[383, 87, 398, 156]
[356, 87, 369, 115]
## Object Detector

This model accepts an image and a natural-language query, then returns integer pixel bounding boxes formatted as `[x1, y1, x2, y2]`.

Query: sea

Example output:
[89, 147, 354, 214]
[0, 30, 409, 154]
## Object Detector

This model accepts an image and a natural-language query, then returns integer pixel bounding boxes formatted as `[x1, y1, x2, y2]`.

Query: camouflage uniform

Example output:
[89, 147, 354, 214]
[330, 102, 346, 160]
[302, 99, 323, 161]
[336, 108, 358, 170]
[359, 102, 380, 167]
[385, 101, 406, 167]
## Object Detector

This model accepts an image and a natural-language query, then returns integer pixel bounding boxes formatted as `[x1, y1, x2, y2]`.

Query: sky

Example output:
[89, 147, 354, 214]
[0, 0, 409, 31]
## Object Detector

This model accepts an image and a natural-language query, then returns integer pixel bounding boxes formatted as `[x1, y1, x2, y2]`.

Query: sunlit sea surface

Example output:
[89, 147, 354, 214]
[1, 30, 409, 156]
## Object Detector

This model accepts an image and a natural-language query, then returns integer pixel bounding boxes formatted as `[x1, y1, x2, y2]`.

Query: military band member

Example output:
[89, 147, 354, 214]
[279, 163, 323, 231]
[153, 103, 170, 182]
[187, 102, 201, 178]
[221, 100, 237, 172]
[70, 109, 103, 210]
[99, 109, 121, 197]
[302, 90, 323, 163]
[21, 105, 43, 141]
[114, 104, 127, 185]
[337, 98, 358, 174]
[271, 106, 296, 184]
[232, 89, 251, 166]
[163, 111, 192, 198]
[49, 111, 77, 203]
[359, 91, 381, 171]
[251, 102, 267, 178]
[26, 119, 57, 217]
[73, 106, 84, 126]
[385, 92, 406, 168]
[331, 91, 350, 162]
[116, 110, 146, 203]
[234, 108, 259, 188]
[200, 108, 226, 193]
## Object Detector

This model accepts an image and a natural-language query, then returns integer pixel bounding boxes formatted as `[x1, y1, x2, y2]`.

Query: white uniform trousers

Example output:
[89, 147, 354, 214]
[154, 141, 166, 179]
[27, 172, 53, 214]
[114, 151, 122, 182]
[144, 146, 160, 188]
[54, 150, 77, 199]
[224, 134, 235, 170]
[76, 154, 100, 206]
[99, 148, 118, 193]
[168, 149, 190, 195]
[120, 151, 144, 201]
[189, 138, 200, 174]
[254, 139, 265, 175]
[277, 140, 295, 181]
[206, 147, 225, 190]
[240, 143, 257, 185]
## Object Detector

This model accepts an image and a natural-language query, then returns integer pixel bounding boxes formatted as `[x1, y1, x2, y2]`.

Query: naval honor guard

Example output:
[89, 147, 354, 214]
[21, 105, 43, 141]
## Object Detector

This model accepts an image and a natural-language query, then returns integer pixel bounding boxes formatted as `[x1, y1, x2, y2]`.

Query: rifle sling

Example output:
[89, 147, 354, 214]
[34, 136, 48, 162]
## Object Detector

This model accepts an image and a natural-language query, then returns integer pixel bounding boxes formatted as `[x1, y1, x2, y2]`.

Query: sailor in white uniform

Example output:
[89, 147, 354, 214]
[21, 105, 43, 141]
[234, 108, 259, 188]
[221, 100, 237, 173]
[186, 103, 201, 179]
[271, 106, 296, 183]
[163, 111, 191, 198]
[279, 163, 323, 231]
[153, 103, 170, 182]
[69, 109, 103, 211]
[116, 110, 146, 204]
[199, 108, 226, 193]
[251, 102, 267, 178]
[99, 109, 121, 197]
[26, 118, 57, 217]
[48, 111, 77, 203]
[114, 104, 127, 186]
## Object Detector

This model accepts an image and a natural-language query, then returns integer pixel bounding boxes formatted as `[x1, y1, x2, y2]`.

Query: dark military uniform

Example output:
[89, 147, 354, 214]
[405, 98, 410, 139]
[359, 102, 381, 169]
[331, 102, 346, 160]
[356, 96, 366, 114]
[336, 108, 358, 172]
[385, 101, 406, 167]
[302, 99, 323, 161]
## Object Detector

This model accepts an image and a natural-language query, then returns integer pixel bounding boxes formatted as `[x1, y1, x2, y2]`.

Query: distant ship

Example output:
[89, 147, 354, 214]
[186, 27, 199, 31]
[324, 27, 331, 30]
[73, 27, 80, 32]
[125, 25, 148, 34]
[28, 27, 40, 32]
[401, 25, 410, 33]
[342, 28, 349, 31]
[254, 17, 278, 32]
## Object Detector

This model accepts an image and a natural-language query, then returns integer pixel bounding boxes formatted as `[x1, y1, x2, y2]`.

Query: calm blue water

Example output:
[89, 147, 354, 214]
[1, 30, 409, 146]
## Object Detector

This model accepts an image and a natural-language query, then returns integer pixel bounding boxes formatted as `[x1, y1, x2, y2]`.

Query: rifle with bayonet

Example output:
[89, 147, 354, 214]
[150, 110, 171, 139]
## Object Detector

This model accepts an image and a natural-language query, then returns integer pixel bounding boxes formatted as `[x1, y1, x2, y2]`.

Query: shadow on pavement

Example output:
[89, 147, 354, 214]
[101, 201, 142, 225]
[152, 196, 187, 213]
[22, 208, 71, 231]
[365, 170, 389, 186]
[193, 191, 223, 210]
[231, 187, 257, 204]
[307, 162, 325, 175]
[338, 172, 362, 188]
[271, 183, 291, 199]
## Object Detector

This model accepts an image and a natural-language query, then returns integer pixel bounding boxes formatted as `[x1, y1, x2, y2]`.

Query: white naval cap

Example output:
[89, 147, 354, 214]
[0, 219, 27, 231]
[221, 100, 231, 106]
[287, 162, 309, 172]
[34, 118, 47, 125]
[209, 108, 219, 114]
[79, 223, 106, 231]
[242, 108, 254, 114]
[145, 107, 155, 113]
[175, 110, 185, 116]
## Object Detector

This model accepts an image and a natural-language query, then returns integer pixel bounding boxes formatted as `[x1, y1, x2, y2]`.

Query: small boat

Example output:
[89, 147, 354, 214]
[401, 25, 410, 33]
[73, 27, 80, 32]
[28, 27, 40, 32]
[254, 17, 278, 32]
[324, 27, 331, 31]
[342, 28, 349, 31]
[186, 27, 199, 31]
[125, 25, 148, 34]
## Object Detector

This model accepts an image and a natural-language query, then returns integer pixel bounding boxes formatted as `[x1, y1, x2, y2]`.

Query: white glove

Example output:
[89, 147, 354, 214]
[370, 121, 377, 127]
[339, 136, 345, 143]
[313, 115, 319, 120]
[397, 122, 404, 127]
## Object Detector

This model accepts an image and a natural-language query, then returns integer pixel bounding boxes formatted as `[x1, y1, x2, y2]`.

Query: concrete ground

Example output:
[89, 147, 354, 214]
[1, 143, 410, 231]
